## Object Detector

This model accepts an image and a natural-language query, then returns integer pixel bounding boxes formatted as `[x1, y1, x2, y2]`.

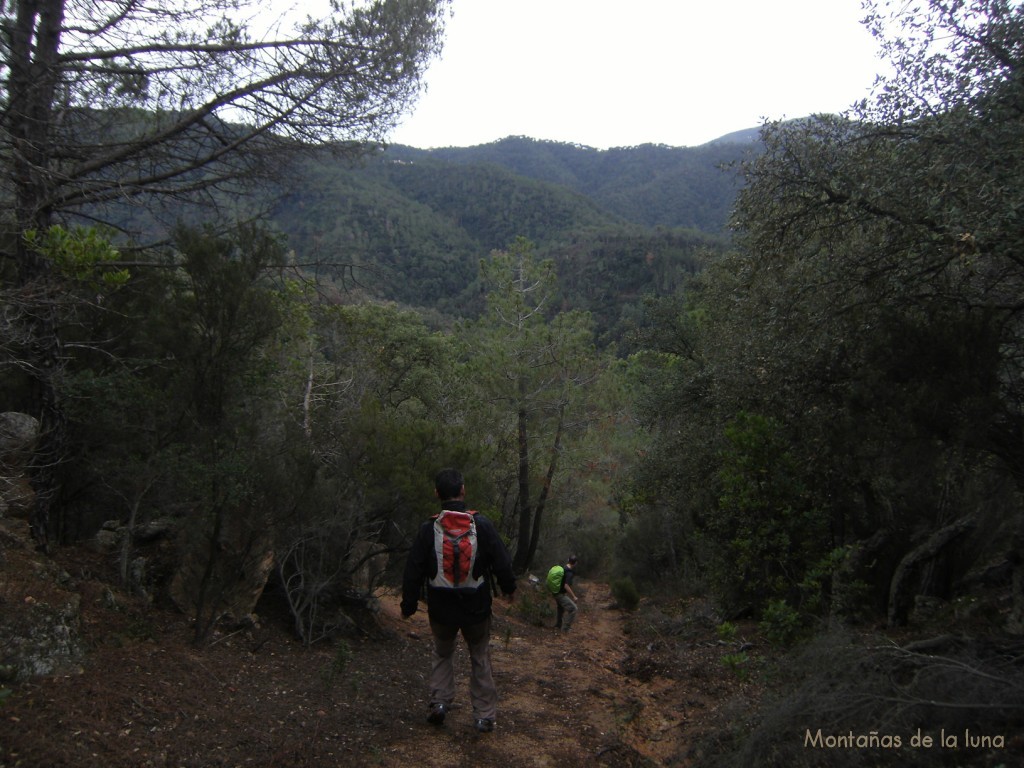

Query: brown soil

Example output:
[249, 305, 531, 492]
[0, 539, 760, 768]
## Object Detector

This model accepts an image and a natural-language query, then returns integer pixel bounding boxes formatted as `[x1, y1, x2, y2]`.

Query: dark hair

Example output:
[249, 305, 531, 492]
[434, 468, 464, 501]
[568, 555, 578, 565]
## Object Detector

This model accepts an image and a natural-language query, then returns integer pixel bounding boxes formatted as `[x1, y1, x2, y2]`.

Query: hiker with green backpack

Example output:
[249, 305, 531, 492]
[546, 555, 579, 631]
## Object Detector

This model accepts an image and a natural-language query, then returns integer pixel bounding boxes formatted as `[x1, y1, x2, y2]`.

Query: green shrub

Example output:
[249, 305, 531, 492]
[707, 413, 829, 612]
[614, 506, 699, 594]
[515, 585, 555, 626]
[611, 576, 640, 611]
[321, 639, 352, 687]
[759, 598, 803, 647]
[721, 651, 750, 680]
[716, 621, 738, 642]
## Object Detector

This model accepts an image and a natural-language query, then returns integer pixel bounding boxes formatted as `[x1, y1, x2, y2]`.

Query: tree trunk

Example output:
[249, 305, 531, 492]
[887, 518, 975, 627]
[513, 377, 532, 573]
[8, 0, 64, 236]
[523, 400, 566, 570]
[7, 0, 69, 550]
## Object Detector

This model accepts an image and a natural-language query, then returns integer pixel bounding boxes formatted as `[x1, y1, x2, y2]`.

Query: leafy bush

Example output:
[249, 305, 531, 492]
[515, 584, 555, 626]
[707, 413, 829, 613]
[716, 621, 738, 642]
[613, 504, 702, 594]
[320, 639, 352, 688]
[759, 598, 803, 647]
[611, 576, 640, 611]
[720, 651, 749, 680]
[700, 629, 1024, 767]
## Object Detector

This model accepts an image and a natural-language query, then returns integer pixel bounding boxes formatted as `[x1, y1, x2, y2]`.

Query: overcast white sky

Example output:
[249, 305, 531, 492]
[386, 0, 888, 150]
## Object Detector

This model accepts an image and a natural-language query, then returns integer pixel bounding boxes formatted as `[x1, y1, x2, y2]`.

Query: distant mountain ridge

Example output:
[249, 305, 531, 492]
[381, 132, 760, 233]
[267, 129, 761, 343]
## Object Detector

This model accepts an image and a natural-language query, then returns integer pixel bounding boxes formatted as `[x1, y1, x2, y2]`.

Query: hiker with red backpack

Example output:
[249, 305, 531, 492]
[401, 468, 516, 733]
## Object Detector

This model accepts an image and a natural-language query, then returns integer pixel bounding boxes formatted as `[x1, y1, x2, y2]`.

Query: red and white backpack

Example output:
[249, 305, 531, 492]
[428, 510, 485, 591]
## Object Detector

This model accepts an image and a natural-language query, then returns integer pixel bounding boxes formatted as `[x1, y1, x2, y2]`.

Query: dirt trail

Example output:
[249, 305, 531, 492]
[2, 540, 731, 768]
[379, 580, 695, 767]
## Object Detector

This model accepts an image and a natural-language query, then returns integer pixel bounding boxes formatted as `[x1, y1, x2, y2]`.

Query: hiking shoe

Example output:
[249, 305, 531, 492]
[427, 703, 447, 725]
[474, 718, 495, 733]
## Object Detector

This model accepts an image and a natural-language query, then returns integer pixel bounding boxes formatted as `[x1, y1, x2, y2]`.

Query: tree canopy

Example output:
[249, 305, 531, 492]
[0, 0, 451, 547]
[628, 0, 1024, 627]
[1, 0, 450, 249]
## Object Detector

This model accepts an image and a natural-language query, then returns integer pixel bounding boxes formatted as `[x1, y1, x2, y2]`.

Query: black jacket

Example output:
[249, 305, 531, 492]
[401, 501, 516, 626]
[559, 565, 575, 594]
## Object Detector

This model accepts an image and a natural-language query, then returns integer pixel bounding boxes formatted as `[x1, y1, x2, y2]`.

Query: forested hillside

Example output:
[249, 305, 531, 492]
[385, 135, 752, 232]
[267, 137, 741, 338]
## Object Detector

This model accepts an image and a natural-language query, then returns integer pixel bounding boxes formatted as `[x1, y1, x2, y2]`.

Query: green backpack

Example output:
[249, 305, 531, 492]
[546, 565, 565, 595]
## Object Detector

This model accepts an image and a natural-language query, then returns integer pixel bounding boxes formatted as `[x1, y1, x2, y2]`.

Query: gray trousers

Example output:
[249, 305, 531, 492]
[428, 616, 497, 721]
[554, 592, 577, 630]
